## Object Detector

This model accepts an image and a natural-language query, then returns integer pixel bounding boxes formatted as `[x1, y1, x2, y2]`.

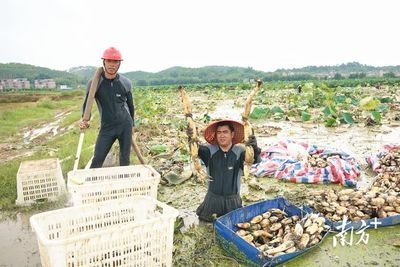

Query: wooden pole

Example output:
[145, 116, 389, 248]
[73, 67, 103, 171]
[131, 132, 146, 164]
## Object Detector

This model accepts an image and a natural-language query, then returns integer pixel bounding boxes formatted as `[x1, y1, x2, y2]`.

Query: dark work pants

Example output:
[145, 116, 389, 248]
[196, 191, 242, 222]
[90, 122, 132, 168]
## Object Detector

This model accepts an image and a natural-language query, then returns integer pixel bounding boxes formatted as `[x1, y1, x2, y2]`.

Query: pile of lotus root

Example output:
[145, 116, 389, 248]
[307, 154, 329, 168]
[308, 177, 400, 222]
[306, 148, 400, 222]
[235, 209, 330, 257]
[378, 148, 400, 172]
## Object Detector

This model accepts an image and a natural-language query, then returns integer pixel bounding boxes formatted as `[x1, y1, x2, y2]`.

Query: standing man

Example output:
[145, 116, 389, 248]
[189, 120, 261, 222]
[80, 47, 135, 168]
[297, 84, 302, 93]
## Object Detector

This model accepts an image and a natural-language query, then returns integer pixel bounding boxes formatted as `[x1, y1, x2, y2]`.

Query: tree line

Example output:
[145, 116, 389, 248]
[1, 62, 400, 88]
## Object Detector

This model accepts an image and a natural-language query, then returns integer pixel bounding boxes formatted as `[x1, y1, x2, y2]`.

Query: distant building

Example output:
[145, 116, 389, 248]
[59, 85, 72, 90]
[0, 78, 31, 90]
[34, 79, 56, 89]
[242, 78, 255, 83]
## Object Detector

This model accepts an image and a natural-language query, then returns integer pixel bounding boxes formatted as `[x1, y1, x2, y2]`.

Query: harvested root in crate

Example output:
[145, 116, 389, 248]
[235, 209, 330, 258]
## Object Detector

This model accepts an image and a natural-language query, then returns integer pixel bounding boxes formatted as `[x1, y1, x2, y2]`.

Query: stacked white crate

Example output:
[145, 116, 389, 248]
[30, 164, 179, 267]
[30, 196, 178, 267]
[67, 165, 160, 205]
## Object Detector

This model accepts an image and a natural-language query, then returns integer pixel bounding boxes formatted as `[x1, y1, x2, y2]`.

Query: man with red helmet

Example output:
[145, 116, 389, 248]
[188, 120, 261, 222]
[80, 47, 135, 168]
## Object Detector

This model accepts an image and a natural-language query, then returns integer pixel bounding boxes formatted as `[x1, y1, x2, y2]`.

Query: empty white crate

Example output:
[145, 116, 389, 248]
[16, 158, 66, 206]
[67, 165, 160, 206]
[30, 196, 179, 267]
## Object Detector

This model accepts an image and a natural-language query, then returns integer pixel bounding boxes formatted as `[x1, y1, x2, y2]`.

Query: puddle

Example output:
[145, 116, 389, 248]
[208, 99, 242, 121]
[23, 111, 71, 142]
[0, 213, 41, 267]
[0, 111, 74, 163]
[24, 121, 60, 141]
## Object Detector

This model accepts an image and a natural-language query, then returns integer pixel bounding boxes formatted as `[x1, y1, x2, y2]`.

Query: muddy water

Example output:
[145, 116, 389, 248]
[0, 213, 41, 267]
[0, 111, 74, 163]
[23, 111, 71, 142]
[208, 99, 242, 121]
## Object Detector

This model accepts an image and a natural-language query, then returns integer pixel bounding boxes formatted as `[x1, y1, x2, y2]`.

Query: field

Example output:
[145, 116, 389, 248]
[0, 82, 399, 266]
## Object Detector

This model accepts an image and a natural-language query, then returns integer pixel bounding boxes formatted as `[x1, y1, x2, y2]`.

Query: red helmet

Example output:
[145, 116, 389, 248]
[101, 47, 123, 61]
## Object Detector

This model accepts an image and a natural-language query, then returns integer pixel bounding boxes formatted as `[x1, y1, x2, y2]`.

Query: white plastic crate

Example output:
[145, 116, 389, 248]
[30, 196, 179, 267]
[67, 165, 160, 206]
[16, 158, 66, 206]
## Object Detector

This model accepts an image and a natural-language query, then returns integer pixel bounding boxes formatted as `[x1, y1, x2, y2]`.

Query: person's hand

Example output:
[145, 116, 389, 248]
[247, 135, 262, 163]
[246, 135, 257, 147]
[79, 119, 90, 130]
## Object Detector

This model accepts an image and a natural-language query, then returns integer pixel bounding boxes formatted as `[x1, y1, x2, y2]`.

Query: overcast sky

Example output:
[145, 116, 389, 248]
[1, 0, 399, 73]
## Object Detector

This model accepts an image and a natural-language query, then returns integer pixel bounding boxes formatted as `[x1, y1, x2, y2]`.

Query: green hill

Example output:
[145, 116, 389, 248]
[68, 66, 97, 81]
[1, 62, 400, 88]
[275, 62, 400, 76]
[121, 63, 400, 85]
[124, 66, 265, 86]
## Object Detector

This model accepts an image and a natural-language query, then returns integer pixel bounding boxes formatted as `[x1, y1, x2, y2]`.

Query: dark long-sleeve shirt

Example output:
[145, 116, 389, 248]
[82, 73, 134, 127]
[198, 142, 261, 196]
[198, 144, 247, 196]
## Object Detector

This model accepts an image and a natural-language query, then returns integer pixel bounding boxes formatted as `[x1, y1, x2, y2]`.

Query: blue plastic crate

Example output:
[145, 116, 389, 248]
[214, 197, 330, 267]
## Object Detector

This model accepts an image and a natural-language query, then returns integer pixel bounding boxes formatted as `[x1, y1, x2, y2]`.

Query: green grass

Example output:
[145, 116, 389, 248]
[0, 128, 99, 211]
[0, 91, 91, 210]
[0, 161, 19, 209]
[59, 110, 82, 128]
[0, 113, 137, 211]
[0, 106, 55, 138]
[0, 90, 138, 210]
[0, 94, 83, 140]
[59, 90, 85, 97]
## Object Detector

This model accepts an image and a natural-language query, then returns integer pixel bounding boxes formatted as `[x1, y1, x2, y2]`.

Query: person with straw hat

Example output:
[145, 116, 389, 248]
[189, 119, 261, 222]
